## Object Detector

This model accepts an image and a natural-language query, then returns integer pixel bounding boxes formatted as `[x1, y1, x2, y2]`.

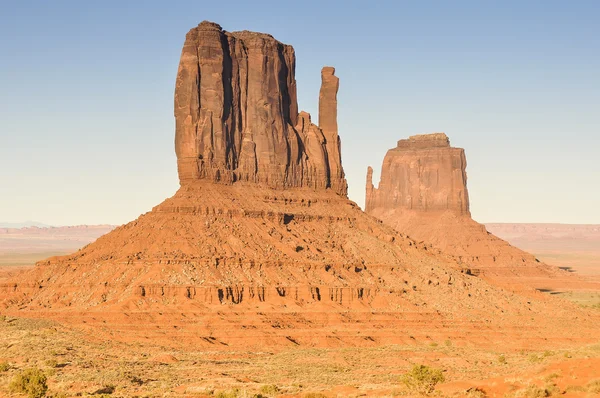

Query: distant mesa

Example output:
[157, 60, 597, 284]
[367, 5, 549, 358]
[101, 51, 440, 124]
[366, 133, 469, 215]
[366, 133, 573, 288]
[175, 21, 347, 195]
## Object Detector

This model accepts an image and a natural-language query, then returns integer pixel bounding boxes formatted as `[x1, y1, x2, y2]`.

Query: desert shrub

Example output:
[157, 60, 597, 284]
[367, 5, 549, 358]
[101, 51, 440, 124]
[9, 368, 48, 398]
[259, 384, 279, 396]
[465, 387, 487, 397]
[543, 373, 559, 382]
[303, 393, 328, 398]
[48, 393, 68, 398]
[400, 364, 445, 395]
[588, 379, 600, 393]
[215, 388, 241, 398]
[0, 315, 6, 321]
[429, 342, 438, 348]
[498, 354, 507, 364]
[444, 339, 452, 347]
[0, 361, 10, 372]
[518, 384, 555, 397]
[45, 359, 58, 368]
[563, 385, 585, 393]
[528, 354, 542, 363]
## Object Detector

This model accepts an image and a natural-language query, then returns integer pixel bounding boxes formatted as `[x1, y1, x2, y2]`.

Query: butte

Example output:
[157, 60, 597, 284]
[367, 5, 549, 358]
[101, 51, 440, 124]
[365, 133, 594, 291]
[1, 22, 598, 350]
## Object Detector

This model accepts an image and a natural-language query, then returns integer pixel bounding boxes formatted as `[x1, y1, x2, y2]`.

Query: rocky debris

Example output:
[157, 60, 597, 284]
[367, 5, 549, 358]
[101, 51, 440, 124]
[366, 133, 469, 214]
[175, 21, 347, 195]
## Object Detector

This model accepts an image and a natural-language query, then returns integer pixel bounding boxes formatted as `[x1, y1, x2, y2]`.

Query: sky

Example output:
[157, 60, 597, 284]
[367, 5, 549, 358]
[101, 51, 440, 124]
[0, 0, 598, 226]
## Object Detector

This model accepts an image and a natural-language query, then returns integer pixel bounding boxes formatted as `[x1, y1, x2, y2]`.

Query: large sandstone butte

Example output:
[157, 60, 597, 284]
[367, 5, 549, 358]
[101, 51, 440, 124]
[366, 133, 587, 290]
[2, 22, 598, 350]
[175, 21, 346, 195]
[366, 133, 469, 215]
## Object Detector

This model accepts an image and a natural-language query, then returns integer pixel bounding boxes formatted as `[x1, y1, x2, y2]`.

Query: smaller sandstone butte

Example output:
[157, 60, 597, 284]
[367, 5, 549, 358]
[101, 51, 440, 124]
[366, 133, 577, 290]
[175, 21, 347, 195]
[366, 133, 469, 215]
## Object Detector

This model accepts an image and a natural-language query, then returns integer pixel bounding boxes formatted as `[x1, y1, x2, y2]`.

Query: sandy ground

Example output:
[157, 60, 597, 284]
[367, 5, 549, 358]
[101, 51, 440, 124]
[1, 223, 598, 397]
[0, 316, 599, 397]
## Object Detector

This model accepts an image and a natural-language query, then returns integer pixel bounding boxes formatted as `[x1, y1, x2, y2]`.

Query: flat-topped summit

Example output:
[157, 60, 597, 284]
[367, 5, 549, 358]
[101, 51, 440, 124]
[396, 133, 450, 148]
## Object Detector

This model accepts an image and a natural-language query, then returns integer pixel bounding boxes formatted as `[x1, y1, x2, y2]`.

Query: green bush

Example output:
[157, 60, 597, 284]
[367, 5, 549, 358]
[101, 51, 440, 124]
[400, 364, 445, 395]
[9, 368, 48, 398]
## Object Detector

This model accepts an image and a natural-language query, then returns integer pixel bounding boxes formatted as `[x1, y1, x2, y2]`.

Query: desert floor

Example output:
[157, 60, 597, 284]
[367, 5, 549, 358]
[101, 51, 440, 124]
[1, 225, 598, 397]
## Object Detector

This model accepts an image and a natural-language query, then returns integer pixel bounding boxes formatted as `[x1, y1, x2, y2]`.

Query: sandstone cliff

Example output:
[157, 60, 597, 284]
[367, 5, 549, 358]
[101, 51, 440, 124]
[175, 21, 347, 195]
[366, 133, 469, 215]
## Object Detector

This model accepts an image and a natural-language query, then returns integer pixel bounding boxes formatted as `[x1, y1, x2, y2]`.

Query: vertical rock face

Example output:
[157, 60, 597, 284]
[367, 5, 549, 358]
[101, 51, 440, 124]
[366, 133, 469, 215]
[174, 21, 347, 195]
[319, 67, 346, 195]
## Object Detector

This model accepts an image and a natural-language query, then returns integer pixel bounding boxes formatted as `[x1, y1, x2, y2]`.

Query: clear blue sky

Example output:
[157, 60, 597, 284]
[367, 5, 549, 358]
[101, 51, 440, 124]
[1, 0, 598, 225]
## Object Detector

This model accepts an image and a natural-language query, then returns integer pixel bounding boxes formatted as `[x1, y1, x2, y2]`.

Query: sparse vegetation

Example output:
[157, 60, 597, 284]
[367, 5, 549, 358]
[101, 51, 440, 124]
[588, 379, 600, 393]
[528, 354, 542, 363]
[9, 367, 48, 398]
[498, 354, 507, 364]
[0, 361, 10, 372]
[303, 393, 328, 398]
[259, 384, 279, 396]
[215, 388, 241, 398]
[400, 364, 445, 395]
[465, 387, 487, 397]
[517, 383, 558, 397]
[563, 385, 585, 393]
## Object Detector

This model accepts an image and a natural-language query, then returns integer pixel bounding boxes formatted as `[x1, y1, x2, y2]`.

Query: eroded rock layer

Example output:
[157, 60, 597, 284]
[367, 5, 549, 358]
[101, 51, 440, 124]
[175, 21, 347, 195]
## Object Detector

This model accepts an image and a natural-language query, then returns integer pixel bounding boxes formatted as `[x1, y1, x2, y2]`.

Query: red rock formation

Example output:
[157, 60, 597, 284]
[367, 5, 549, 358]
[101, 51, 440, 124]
[2, 22, 597, 354]
[319, 66, 346, 195]
[365, 133, 581, 290]
[366, 133, 469, 215]
[175, 21, 346, 195]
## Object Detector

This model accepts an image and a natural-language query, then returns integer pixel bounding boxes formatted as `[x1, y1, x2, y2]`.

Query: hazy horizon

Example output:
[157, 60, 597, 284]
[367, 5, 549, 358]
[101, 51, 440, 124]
[1, 1, 599, 225]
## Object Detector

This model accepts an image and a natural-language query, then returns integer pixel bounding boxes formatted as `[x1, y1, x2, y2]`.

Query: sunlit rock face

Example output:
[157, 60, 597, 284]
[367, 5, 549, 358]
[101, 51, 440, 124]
[366, 133, 469, 215]
[174, 21, 347, 195]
